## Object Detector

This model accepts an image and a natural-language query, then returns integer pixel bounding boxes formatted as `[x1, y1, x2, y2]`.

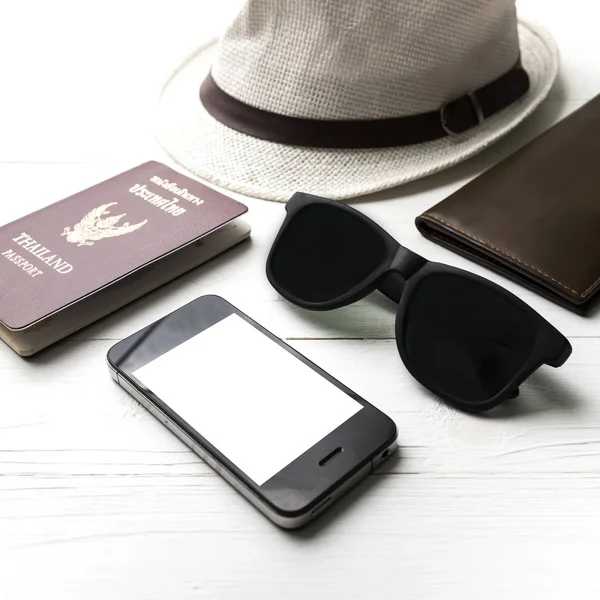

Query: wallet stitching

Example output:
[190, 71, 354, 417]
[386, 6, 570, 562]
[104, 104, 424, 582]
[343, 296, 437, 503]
[426, 229, 522, 278]
[423, 215, 582, 297]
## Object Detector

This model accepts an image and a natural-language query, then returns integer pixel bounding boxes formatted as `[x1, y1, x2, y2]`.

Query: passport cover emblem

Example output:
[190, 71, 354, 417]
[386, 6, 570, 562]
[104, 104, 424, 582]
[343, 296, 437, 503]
[0, 160, 249, 333]
[61, 202, 148, 247]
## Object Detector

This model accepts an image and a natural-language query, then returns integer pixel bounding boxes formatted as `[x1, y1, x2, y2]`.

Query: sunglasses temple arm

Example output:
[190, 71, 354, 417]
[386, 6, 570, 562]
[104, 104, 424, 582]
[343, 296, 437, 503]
[546, 337, 572, 368]
[533, 320, 572, 368]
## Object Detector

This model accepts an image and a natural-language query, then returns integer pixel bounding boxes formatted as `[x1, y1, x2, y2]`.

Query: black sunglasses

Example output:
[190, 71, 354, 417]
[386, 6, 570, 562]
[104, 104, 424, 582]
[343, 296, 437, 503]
[266, 192, 572, 413]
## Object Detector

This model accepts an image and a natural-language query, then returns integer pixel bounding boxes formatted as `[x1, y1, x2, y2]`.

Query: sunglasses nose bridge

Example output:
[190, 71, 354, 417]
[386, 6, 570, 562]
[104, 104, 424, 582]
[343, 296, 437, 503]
[390, 246, 427, 282]
[377, 247, 427, 304]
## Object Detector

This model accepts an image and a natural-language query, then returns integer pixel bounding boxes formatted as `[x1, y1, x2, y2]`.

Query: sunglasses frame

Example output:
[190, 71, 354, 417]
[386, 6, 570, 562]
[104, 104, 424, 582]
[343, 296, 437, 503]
[266, 192, 572, 412]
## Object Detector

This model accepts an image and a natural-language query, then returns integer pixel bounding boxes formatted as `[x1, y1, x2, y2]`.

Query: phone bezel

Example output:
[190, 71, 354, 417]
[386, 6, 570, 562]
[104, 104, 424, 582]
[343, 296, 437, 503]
[106, 294, 397, 524]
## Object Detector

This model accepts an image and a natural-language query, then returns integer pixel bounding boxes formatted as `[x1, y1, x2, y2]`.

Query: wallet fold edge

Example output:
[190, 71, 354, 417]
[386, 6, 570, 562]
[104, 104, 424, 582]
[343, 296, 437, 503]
[414, 213, 595, 316]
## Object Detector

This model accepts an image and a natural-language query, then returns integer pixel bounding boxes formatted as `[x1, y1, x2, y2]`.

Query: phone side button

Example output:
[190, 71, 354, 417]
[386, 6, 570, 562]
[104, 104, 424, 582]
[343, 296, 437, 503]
[311, 497, 332, 518]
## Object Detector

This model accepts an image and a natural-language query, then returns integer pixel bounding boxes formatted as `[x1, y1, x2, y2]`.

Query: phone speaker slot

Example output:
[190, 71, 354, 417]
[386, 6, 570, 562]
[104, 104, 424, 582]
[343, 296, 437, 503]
[319, 446, 343, 467]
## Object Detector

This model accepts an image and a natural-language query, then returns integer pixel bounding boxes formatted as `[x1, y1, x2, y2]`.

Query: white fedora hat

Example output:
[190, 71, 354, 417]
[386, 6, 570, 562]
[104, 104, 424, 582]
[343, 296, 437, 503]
[154, 0, 559, 202]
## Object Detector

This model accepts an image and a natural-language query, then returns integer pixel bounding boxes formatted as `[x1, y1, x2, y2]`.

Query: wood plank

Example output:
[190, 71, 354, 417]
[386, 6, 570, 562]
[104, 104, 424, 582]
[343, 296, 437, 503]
[2, 473, 600, 599]
[1, 337, 597, 478]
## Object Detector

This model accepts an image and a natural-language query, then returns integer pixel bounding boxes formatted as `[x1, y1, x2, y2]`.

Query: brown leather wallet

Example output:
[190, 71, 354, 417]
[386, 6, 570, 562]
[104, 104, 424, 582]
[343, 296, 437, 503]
[415, 93, 600, 315]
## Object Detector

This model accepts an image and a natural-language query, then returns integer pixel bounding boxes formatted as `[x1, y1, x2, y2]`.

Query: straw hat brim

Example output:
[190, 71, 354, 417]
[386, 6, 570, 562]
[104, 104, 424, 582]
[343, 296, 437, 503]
[153, 18, 559, 202]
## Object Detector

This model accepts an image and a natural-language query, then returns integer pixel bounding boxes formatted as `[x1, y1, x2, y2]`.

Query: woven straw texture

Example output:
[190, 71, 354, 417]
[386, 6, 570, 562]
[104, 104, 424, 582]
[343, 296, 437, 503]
[154, 16, 558, 201]
[212, 0, 521, 119]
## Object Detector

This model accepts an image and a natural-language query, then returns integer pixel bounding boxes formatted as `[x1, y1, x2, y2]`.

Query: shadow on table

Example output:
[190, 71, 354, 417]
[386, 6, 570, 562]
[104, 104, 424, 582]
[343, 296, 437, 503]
[481, 368, 584, 420]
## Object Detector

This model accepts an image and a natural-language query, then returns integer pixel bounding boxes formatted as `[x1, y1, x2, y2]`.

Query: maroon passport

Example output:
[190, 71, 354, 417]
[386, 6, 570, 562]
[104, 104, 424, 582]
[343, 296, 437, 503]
[0, 161, 250, 355]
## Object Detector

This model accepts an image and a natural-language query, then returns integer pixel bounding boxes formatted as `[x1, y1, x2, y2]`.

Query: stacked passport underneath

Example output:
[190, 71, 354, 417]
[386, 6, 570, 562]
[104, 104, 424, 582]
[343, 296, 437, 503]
[416, 93, 600, 315]
[0, 161, 250, 356]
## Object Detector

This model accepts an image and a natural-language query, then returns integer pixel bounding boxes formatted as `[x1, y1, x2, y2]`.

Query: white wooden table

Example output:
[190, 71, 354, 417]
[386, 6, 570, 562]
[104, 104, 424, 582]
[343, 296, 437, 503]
[1, 1, 599, 598]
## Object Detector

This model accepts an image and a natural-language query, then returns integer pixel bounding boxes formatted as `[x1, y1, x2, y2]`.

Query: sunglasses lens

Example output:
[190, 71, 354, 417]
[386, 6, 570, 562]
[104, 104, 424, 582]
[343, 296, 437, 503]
[401, 273, 536, 404]
[270, 204, 388, 303]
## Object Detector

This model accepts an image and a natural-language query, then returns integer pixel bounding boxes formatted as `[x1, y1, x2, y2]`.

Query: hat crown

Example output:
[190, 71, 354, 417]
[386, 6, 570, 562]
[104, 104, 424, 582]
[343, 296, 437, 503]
[211, 0, 521, 120]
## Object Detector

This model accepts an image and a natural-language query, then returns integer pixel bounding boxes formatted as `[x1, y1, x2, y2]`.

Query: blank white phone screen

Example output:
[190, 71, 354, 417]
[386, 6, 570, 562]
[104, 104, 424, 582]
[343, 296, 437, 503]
[132, 313, 363, 486]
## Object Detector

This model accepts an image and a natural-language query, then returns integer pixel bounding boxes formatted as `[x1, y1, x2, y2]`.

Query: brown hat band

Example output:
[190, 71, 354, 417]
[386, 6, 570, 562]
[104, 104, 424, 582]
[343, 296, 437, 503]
[199, 60, 530, 149]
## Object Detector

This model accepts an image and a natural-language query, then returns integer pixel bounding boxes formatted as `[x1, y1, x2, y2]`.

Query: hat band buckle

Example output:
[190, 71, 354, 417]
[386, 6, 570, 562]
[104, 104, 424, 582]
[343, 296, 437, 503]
[441, 92, 485, 136]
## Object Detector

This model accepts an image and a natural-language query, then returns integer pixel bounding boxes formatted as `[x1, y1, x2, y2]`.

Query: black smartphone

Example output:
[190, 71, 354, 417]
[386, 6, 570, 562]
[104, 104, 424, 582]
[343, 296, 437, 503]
[106, 295, 397, 528]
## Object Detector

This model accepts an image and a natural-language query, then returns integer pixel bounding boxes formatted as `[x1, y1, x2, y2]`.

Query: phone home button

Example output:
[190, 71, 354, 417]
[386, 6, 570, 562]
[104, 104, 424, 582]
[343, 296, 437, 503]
[311, 497, 332, 518]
